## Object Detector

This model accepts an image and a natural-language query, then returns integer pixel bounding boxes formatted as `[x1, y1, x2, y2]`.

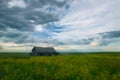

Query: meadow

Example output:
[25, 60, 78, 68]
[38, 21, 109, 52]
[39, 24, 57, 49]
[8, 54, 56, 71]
[0, 52, 120, 80]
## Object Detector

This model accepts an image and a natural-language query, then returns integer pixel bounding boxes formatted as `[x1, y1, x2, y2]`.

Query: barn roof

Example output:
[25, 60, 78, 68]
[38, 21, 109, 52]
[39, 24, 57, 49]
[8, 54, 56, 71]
[32, 47, 56, 53]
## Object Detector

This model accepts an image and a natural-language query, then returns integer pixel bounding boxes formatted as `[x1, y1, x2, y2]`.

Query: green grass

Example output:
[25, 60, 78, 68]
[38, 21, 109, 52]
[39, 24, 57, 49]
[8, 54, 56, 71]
[0, 52, 120, 80]
[0, 53, 29, 57]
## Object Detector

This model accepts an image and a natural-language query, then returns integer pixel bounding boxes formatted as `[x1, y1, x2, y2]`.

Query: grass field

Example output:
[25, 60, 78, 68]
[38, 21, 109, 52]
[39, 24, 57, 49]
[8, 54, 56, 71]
[0, 52, 120, 80]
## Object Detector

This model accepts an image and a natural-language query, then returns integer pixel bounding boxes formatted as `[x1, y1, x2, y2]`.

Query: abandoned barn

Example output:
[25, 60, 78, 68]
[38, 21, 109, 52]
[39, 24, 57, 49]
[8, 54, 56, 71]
[30, 47, 59, 56]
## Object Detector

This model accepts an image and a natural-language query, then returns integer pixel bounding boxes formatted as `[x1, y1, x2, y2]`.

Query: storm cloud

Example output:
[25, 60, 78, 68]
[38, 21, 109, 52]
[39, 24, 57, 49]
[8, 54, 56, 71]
[0, 0, 120, 52]
[0, 0, 71, 44]
[0, 0, 70, 31]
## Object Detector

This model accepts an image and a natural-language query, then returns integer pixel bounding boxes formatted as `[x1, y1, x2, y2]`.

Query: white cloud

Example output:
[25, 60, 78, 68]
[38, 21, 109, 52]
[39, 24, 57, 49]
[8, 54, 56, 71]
[8, 0, 27, 8]
[90, 41, 99, 46]
[54, 0, 120, 44]
[56, 0, 65, 2]
[34, 25, 44, 32]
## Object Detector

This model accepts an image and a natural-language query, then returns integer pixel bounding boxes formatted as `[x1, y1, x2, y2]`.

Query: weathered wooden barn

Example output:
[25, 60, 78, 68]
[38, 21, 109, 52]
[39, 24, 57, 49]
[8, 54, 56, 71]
[30, 47, 59, 56]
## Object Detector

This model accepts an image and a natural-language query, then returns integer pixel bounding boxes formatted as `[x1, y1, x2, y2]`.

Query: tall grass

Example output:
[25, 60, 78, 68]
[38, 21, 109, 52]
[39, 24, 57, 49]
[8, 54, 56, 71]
[0, 53, 120, 80]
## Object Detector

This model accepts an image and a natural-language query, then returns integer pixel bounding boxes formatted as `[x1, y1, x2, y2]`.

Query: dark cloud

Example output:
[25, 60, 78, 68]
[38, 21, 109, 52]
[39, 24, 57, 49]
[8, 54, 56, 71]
[99, 30, 120, 39]
[6, 33, 22, 38]
[24, 11, 59, 24]
[88, 30, 120, 46]
[0, 14, 34, 31]
[94, 30, 120, 46]
[14, 35, 31, 44]
[25, 0, 68, 8]
[0, 0, 70, 31]
[0, 27, 24, 38]
[0, 24, 7, 30]
[0, 0, 71, 45]
[0, 33, 21, 39]
[79, 38, 94, 45]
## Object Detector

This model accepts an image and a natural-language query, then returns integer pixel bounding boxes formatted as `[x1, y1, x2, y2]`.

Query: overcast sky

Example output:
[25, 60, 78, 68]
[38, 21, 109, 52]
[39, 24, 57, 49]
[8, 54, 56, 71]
[0, 0, 120, 52]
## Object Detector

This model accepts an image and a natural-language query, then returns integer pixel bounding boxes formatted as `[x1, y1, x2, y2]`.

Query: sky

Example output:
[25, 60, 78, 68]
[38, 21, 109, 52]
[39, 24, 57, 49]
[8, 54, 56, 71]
[0, 0, 120, 52]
